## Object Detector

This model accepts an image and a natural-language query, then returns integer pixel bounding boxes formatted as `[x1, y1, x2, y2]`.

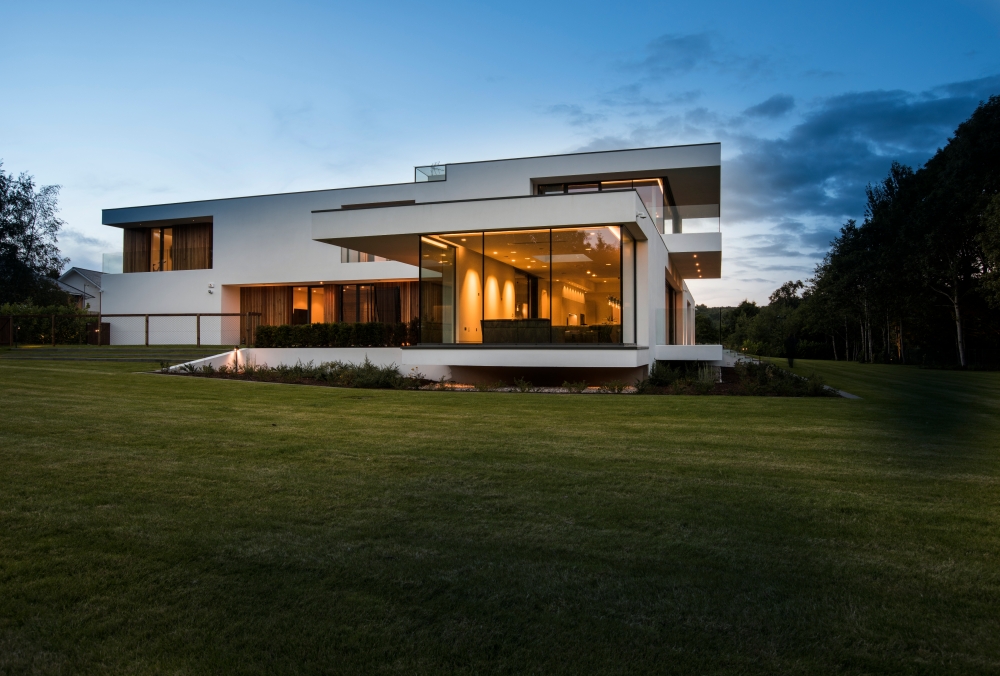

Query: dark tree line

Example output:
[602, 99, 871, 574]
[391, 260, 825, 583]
[0, 161, 69, 305]
[697, 95, 1000, 367]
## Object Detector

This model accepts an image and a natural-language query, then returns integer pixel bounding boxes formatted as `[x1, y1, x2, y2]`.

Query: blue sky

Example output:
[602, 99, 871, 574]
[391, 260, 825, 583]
[3, 0, 1000, 304]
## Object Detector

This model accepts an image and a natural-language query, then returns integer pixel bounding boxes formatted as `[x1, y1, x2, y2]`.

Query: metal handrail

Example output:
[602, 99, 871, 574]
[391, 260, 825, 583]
[3, 312, 262, 347]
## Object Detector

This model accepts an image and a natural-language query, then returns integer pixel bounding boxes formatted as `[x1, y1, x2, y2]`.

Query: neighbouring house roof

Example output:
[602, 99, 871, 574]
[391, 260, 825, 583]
[58, 267, 103, 290]
[55, 279, 95, 299]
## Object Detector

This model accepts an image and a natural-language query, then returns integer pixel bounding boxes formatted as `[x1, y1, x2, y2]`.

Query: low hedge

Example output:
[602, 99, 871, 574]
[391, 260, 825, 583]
[1, 303, 94, 345]
[254, 320, 418, 348]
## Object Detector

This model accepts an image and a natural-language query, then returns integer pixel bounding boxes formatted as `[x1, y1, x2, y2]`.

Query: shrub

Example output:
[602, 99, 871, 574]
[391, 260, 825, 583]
[562, 380, 588, 393]
[253, 321, 412, 348]
[179, 357, 423, 390]
[474, 380, 506, 392]
[599, 380, 628, 394]
[1, 302, 93, 345]
[513, 377, 534, 393]
[733, 361, 836, 397]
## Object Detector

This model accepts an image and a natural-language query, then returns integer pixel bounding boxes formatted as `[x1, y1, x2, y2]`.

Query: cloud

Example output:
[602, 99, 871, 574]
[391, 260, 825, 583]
[725, 74, 1000, 224]
[638, 33, 715, 76]
[743, 94, 794, 118]
[634, 33, 772, 80]
[802, 69, 843, 79]
[61, 228, 112, 249]
[546, 104, 605, 126]
[598, 84, 701, 112]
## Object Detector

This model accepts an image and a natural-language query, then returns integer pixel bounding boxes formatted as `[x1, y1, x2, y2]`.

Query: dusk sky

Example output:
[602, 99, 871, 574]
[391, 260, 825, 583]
[3, 0, 1000, 305]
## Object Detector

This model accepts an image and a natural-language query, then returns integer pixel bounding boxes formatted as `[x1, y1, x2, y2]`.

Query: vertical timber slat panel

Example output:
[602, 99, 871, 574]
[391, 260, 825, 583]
[172, 224, 213, 271]
[123, 229, 150, 273]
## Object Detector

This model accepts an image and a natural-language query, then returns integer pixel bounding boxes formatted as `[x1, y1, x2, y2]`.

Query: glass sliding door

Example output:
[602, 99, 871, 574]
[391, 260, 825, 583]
[419, 236, 456, 343]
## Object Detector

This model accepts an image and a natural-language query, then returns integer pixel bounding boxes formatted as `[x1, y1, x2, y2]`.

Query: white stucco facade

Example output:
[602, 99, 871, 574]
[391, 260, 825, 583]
[100, 144, 723, 375]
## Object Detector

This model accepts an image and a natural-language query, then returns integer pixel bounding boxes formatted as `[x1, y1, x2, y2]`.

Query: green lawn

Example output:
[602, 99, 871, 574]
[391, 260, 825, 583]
[1, 358, 998, 674]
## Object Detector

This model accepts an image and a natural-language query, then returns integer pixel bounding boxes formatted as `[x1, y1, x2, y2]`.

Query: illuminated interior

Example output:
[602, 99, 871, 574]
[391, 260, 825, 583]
[419, 227, 635, 344]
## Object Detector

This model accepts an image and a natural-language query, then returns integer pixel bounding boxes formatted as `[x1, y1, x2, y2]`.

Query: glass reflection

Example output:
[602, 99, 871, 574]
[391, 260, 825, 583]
[419, 237, 456, 343]
[417, 227, 632, 345]
[482, 229, 550, 343]
[550, 227, 621, 343]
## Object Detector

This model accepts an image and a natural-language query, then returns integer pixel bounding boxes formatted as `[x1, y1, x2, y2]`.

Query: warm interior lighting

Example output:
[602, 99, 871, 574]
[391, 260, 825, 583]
[607, 226, 621, 241]
[421, 236, 447, 249]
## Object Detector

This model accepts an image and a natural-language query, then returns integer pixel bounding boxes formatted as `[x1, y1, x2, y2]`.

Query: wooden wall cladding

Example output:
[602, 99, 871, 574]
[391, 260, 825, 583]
[240, 286, 293, 326]
[123, 228, 150, 273]
[173, 223, 213, 270]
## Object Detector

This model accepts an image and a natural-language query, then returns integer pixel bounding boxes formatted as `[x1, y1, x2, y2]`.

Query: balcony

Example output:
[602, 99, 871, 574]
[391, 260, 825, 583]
[662, 231, 722, 279]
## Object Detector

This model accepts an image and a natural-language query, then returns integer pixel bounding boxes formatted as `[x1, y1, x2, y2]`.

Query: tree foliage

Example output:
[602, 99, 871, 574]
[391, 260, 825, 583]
[0, 161, 69, 304]
[700, 96, 1000, 367]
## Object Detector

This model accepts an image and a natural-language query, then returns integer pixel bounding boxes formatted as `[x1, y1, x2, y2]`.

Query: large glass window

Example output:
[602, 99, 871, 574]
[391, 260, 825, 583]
[292, 286, 309, 325]
[310, 287, 325, 323]
[419, 237, 456, 343]
[435, 233, 484, 343]
[537, 180, 666, 234]
[418, 227, 634, 345]
[622, 229, 635, 344]
[482, 229, 550, 343]
[551, 227, 621, 344]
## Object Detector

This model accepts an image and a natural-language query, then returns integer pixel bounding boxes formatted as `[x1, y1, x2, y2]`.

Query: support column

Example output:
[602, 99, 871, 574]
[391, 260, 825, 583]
[196, 314, 201, 346]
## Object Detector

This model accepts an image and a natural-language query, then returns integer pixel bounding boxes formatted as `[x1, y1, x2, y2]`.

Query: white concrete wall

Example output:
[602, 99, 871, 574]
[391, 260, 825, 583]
[102, 144, 721, 356]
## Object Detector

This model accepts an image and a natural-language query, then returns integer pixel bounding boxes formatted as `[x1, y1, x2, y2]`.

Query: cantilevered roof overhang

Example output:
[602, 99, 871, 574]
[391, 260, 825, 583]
[311, 191, 658, 266]
[663, 232, 722, 279]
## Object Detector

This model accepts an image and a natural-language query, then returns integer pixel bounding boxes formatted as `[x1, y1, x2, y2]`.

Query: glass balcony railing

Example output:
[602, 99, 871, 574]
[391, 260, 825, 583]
[666, 204, 720, 234]
[102, 252, 123, 274]
[415, 164, 446, 182]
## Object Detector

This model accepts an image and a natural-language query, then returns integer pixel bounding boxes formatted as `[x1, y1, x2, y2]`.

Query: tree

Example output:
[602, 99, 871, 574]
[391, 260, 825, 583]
[978, 193, 1000, 310]
[912, 96, 1000, 366]
[0, 161, 69, 304]
[768, 280, 804, 308]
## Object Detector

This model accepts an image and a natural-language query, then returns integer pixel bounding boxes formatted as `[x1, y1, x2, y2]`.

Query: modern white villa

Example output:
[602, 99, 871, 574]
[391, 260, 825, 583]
[100, 144, 723, 383]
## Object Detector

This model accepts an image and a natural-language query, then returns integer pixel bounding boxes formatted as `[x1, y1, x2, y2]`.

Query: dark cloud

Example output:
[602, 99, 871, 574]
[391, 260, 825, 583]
[726, 74, 1000, 223]
[744, 94, 794, 118]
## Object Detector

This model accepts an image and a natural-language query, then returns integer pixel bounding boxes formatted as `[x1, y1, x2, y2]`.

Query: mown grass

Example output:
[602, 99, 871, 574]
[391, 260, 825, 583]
[1, 358, 998, 674]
